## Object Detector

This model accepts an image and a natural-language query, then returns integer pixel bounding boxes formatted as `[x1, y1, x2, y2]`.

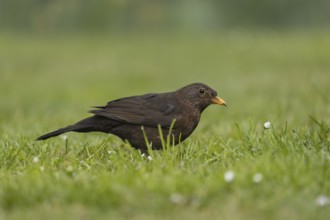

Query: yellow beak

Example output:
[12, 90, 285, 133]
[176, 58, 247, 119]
[211, 96, 227, 106]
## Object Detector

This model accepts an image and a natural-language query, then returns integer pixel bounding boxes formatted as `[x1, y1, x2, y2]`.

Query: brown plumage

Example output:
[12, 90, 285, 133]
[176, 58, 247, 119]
[36, 83, 226, 150]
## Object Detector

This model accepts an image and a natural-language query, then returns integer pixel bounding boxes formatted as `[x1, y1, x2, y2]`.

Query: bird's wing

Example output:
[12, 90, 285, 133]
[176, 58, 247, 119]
[89, 93, 178, 128]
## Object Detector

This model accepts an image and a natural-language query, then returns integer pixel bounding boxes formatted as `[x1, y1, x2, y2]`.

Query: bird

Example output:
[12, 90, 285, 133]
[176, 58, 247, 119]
[36, 83, 227, 151]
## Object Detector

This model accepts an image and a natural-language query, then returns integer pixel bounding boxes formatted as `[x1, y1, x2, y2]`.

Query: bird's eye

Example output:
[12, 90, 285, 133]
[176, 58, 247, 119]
[199, 88, 205, 94]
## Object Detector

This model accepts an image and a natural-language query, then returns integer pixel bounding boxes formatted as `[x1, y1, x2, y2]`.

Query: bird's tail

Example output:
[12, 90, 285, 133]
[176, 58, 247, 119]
[35, 116, 98, 141]
[35, 126, 76, 140]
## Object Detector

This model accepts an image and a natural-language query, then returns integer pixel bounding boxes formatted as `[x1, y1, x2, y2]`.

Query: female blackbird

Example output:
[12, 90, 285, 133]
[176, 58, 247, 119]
[36, 83, 226, 150]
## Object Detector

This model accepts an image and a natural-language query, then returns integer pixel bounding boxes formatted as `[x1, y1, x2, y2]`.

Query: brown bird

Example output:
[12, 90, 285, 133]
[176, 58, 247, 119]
[36, 83, 226, 150]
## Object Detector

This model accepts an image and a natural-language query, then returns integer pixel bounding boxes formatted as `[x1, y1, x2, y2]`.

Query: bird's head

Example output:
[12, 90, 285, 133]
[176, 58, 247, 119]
[178, 83, 227, 112]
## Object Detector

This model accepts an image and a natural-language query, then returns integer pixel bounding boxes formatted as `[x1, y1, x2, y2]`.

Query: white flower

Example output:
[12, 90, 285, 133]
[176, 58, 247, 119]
[253, 173, 263, 183]
[264, 121, 271, 129]
[169, 193, 184, 204]
[316, 195, 330, 206]
[32, 156, 39, 163]
[80, 160, 91, 169]
[66, 165, 73, 172]
[224, 170, 235, 182]
[147, 156, 153, 161]
[141, 153, 146, 157]
[61, 135, 68, 140]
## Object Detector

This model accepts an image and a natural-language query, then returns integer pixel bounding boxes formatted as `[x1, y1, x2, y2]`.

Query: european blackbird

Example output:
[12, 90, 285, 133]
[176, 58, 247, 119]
[36, 83, 226, 150]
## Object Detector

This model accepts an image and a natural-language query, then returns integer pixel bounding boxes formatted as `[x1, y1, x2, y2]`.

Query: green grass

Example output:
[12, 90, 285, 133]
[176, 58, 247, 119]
[0, 30, 329, 220]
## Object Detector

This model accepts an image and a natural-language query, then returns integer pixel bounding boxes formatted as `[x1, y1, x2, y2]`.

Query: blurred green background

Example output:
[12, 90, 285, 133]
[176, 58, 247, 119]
[1, 0, 330, 31]
[0, 1, 330, 219]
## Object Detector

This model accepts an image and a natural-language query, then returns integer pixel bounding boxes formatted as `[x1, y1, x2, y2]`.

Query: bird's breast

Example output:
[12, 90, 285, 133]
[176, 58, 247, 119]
[173, 110, 200, 139]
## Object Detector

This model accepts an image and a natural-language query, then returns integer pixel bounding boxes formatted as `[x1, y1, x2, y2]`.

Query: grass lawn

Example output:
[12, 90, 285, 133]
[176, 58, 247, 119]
[0, 30, 329, 220]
